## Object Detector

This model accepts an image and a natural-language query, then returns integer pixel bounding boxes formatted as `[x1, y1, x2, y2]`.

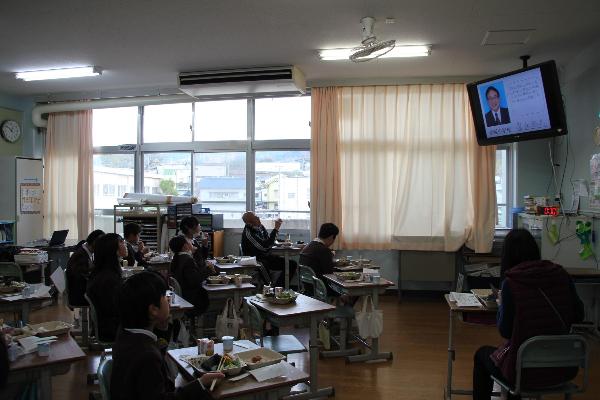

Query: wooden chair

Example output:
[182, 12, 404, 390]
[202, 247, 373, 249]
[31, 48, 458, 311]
[492, 334, 589, 399]
[245, 300, 306, 355]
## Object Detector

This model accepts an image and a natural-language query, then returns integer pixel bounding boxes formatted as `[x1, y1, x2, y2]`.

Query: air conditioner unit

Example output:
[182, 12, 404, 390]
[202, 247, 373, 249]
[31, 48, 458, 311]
[178, 66, 306, 97]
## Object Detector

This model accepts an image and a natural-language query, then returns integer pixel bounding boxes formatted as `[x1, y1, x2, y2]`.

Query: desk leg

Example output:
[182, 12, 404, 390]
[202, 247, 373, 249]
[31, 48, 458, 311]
[38, 369, 52, 400]
[21, 302, 31, 325]
[346, 290, 393, 363]
[320, 316, 361, 358]
[283, 314, 334, 400]
[284, 252, 290, 290]
[445, 309, 454, 400]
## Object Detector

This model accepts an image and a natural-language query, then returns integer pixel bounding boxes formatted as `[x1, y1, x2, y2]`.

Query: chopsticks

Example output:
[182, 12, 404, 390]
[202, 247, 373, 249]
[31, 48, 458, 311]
[210, 355, 225, 391]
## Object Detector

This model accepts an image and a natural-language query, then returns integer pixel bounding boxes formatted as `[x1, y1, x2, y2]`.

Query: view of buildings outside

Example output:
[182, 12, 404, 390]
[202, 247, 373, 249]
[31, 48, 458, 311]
[92, 98, 311, 230]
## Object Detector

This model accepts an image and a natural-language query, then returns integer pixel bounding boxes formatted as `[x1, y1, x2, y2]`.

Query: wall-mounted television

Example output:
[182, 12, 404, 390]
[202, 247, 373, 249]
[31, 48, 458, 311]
[466, 60, 567, 146]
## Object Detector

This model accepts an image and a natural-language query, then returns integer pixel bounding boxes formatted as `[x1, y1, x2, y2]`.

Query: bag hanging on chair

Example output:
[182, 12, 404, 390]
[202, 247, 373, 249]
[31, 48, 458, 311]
[215, 298, 241, 338]
[355, 295, 383, 338]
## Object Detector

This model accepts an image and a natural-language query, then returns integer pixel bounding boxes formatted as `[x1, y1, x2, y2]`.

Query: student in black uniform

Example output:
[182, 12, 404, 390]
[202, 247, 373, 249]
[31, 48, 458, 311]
[179, 216, 213, 270]
[111, 271, 223, 400]
[86, 233, 127, 342]
[65, 229, 105, 306]
[169, 235, 213, 316]
[123, 223, 149, 267]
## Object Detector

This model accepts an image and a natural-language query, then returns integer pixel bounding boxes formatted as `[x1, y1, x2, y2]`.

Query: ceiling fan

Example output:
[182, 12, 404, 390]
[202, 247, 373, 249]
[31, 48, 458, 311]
[349, 17, 396, 62]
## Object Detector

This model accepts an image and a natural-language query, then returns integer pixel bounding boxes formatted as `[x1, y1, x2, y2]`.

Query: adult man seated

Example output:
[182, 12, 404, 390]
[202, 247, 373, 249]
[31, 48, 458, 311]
[299, 223, 339, 296]
[241, 211, 297, 287]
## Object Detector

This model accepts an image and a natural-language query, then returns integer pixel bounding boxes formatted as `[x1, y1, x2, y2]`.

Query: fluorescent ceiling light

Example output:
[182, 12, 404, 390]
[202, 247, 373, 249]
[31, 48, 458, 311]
[15, 66, 101, 81]
[319, 45, 431, 61]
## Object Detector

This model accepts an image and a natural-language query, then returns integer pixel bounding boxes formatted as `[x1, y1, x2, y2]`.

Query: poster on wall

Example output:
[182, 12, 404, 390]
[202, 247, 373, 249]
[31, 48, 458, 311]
[20, 182, 42, 214]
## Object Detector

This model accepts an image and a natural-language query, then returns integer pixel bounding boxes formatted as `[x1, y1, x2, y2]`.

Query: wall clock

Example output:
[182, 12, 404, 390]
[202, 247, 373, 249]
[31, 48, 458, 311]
[1, 120, 21, 143]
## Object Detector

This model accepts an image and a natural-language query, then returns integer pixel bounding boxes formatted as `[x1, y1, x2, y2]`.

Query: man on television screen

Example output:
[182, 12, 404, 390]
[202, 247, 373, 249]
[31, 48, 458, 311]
[484, 86, 511, 126]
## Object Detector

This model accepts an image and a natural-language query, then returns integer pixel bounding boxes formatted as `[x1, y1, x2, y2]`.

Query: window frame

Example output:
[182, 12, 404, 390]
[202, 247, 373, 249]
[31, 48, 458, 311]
[495, 144, 512, 229]
[93, 95, 311, 226]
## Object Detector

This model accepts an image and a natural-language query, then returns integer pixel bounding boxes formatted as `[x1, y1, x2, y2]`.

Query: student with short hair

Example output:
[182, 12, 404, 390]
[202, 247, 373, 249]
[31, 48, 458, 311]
[123, 223, 149, 267]
[300, 223, 339, 279]
[86, 233, 127, 342]
[65, 229, 104, 306]
[169, 235, 212, 316]
[111, 271, 223, 400]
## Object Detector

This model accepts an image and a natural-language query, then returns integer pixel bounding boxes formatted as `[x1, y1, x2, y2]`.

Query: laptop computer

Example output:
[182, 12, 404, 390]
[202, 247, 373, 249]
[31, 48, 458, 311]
[47, 229, 69, 246]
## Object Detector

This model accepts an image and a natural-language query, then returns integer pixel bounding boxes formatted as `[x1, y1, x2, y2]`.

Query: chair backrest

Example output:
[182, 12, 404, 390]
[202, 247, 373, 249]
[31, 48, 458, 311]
[0, 262, 23, 281]
[298, 265, 316, 293]
[312, 275, 329, 302]
[245, 300, 264, 346]
[238, 243, 244, 256]
[514, 334, 589, 392]
[84, 292, 101, 340]
[97, 354, 113, 400]
[168, 277, 182, 296]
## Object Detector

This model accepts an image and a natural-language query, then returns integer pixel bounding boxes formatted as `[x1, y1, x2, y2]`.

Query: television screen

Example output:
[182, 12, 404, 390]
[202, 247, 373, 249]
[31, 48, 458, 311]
[466, 60, 567, 146]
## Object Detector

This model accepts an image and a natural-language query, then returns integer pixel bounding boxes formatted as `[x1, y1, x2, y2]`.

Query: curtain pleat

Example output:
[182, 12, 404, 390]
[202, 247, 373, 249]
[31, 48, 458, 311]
[311, 84, 496, 252]
[43, 110, 94, 240]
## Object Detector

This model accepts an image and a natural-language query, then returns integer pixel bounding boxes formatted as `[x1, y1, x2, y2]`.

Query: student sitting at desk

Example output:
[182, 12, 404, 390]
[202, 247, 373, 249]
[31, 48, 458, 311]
[111, 271, 223, 400]
[65, 229, 104, 306]
[123, 223, 149, 268]
[179, 216, 210, 268]
[299, 223, 339, 296]
[86, 233, 127, 342]
[169, 235, 213, 316]
[473, 229, 584, 400]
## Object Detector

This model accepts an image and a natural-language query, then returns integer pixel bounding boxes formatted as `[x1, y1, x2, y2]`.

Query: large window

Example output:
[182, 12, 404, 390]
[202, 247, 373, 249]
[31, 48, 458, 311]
[496, 147, 509, 228]
[93, 154, 135, 232]
[143, 103, 193, 143]
[92, 96, 310, 230]
[194, 152, 246, 226]
[195, 100, 247, 141]
[255, 151, 310, 229]
[144, 152, 192, 196]
[255, 97, 311, 140]
[92, 107, 138, 146]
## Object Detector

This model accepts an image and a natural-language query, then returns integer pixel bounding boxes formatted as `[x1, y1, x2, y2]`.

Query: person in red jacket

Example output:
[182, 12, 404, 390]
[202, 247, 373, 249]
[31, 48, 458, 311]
[472, 229, 584, 400]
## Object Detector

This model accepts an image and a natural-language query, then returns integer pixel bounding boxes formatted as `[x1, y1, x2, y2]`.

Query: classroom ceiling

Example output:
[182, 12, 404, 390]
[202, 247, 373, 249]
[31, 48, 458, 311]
[1, 0, 600, 97]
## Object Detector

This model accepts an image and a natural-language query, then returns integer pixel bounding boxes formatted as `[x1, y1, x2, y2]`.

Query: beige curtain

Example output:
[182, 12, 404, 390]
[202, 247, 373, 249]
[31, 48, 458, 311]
[43, 110, 94, 240]
[331, 84, 495, 252]
[310, 87, 342, 243]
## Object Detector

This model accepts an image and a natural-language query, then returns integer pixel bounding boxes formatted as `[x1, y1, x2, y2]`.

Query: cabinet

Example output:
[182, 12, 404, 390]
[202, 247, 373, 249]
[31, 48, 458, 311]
[114, 204, 166, 252]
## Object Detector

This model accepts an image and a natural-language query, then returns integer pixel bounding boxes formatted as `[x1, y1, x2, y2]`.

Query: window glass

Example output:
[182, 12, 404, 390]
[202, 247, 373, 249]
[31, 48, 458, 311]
[143, 103, 193, 143]
[255, 151, 310, 229]
[195, 100, 247, 141]
[93, 154, 135, 230]
[143, 153, 192, 196]
[194, 152, 246, 227]
[255, 97, 311, 140]
[92, 107, 138, 146]
[496, 149, 508, 228]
